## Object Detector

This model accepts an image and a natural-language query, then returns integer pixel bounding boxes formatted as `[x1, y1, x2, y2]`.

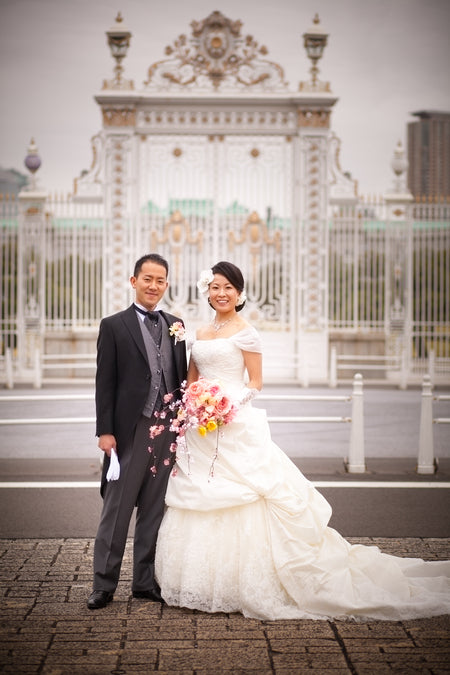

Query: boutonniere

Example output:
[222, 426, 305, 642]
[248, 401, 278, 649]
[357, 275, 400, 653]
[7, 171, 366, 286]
[169, 321, 186, 344]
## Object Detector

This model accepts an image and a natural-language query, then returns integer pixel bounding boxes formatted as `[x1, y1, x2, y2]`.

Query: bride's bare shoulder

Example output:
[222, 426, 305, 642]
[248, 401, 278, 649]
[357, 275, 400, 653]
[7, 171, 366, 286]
[196, 324, 215, 339]
[237, 319, 253, 331]
[231, 319, 254, 335]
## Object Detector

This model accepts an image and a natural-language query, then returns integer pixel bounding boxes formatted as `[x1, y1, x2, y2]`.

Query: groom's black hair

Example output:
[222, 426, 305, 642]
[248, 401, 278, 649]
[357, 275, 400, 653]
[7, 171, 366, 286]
[133, 253, 169, 278]
[211, 261, 246, 312]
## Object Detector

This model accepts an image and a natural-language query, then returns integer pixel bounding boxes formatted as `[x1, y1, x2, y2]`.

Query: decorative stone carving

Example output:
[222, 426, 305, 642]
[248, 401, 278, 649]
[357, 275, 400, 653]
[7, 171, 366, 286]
[228, 211, 281, 253]
[151, 210, 203, 251]
[328, 133, 358, 204]
[144, 11, 288, 93]
[137, 109, 296, 133]
[300, 137, 328, 331]
[73, 134, 104, 201]
[102, 107, 136, 127]
[297, 109, 331, 128]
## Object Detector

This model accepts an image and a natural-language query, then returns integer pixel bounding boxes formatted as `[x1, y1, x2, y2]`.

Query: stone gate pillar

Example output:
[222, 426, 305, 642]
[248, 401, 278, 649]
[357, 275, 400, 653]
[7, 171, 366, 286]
[101, 125, 136, 314]
[97, 13, 137, 315]
[384, 141, 414, 385]
[294, 15, 337, 384]
[17, 140, 46, 384]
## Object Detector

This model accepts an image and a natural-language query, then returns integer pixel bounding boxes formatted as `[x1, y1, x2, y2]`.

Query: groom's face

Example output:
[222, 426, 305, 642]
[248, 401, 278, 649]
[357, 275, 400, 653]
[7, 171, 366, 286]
[131, 261, 168, 311]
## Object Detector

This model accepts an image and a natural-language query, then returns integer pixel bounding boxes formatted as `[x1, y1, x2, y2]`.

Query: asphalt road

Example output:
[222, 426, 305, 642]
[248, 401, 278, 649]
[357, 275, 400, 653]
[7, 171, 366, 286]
[0, 384, 449, 541]
[0, 457, 449, 539]
[1, 485, 450, 539]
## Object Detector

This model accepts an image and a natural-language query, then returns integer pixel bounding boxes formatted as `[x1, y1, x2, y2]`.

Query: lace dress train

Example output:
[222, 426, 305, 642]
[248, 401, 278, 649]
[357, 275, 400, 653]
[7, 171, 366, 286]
[155, 328, 450, 621]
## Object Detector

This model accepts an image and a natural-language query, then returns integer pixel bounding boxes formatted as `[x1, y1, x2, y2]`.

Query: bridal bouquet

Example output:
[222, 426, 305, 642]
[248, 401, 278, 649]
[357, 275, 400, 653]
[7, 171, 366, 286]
[108, 379, 252, 482]
[149, 377, 238, 478]
[174, 377, 238, 438]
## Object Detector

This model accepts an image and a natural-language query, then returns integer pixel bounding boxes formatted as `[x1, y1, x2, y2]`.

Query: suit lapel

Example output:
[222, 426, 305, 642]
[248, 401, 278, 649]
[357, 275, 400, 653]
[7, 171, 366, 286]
[160, 311, 184, 381]
[122, 305, 149, 364]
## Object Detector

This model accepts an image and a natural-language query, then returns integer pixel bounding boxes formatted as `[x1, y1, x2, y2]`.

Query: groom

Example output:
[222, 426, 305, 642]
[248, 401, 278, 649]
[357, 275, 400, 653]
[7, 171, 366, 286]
[88, 253, 187, 609]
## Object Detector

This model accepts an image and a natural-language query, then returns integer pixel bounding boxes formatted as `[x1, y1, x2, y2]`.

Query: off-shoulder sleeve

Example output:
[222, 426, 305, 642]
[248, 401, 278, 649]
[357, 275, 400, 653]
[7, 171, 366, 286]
[230, 326, 263, 353]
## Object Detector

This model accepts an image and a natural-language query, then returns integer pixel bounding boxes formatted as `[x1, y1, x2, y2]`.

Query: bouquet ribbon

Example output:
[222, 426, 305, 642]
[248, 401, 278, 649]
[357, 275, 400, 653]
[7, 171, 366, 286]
[106, 449, 120, 481]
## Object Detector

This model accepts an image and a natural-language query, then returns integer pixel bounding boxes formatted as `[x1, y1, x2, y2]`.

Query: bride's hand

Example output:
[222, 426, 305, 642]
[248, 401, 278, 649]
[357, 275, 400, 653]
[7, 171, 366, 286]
[238, 387, 258, 406]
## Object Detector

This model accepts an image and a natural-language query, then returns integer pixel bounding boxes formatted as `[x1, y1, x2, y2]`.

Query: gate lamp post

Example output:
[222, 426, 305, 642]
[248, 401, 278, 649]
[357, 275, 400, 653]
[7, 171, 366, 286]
[302, 14, 328, 90]
[105, 12, 132, 88]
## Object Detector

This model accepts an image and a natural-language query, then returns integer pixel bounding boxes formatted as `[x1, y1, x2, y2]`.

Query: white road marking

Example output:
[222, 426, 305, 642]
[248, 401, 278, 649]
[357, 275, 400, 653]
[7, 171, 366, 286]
[0, 481, 449, 489]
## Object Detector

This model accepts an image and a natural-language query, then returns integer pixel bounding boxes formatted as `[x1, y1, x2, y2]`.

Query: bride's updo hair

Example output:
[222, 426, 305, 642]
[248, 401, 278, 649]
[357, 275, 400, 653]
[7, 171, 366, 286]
[211, 261, 246, 312]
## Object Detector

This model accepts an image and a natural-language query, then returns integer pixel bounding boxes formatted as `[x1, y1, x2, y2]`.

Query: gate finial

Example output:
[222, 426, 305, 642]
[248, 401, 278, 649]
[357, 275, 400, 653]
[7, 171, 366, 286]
[104, 13, 134, 90]
[299, 14, 330, 92]
[24, 138, 41, 191]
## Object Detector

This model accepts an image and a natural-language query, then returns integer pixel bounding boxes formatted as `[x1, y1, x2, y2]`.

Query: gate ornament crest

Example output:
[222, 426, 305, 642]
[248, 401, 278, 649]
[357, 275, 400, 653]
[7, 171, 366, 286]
[144, 11, 288, 92]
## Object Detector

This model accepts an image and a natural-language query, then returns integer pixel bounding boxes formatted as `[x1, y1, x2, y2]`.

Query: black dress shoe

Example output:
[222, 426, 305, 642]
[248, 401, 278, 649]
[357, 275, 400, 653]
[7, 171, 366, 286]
[87, 590, 114, 610]
[132, 587, 164, 603]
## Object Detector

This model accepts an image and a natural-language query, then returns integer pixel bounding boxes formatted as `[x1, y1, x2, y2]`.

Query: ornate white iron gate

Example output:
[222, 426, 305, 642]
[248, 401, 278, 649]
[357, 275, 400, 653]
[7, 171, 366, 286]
[83, 11, 343, 381]
[136, 132, 294, 326]
[1, 12, 449, 387]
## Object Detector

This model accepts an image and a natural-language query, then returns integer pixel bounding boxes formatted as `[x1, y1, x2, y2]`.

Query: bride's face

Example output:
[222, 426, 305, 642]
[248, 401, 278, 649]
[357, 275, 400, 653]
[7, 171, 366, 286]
[209, 274, 239, 313]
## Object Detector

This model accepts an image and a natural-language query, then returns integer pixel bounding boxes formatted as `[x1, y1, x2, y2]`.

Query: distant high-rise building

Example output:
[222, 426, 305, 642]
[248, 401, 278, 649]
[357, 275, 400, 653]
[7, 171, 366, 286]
[407, 111, 450, 199]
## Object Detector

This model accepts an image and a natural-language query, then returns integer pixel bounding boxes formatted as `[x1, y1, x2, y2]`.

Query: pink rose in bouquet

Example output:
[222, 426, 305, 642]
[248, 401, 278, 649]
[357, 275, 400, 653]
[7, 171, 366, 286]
[187, 379, 208, 398]
[176, 377, 238, 438]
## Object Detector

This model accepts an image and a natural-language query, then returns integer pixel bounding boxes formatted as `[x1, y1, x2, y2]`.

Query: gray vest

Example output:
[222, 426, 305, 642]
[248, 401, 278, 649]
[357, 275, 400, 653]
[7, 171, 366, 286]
[139, 317, 178, 417]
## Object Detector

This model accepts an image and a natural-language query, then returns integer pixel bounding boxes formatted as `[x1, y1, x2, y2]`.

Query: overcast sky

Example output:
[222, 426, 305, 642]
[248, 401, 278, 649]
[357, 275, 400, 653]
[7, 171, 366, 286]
[1, 0, 449, 196]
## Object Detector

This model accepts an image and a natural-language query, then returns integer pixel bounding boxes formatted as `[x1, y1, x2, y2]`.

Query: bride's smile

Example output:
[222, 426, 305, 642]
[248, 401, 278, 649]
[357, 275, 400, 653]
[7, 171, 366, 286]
[209, 273, 239, 316]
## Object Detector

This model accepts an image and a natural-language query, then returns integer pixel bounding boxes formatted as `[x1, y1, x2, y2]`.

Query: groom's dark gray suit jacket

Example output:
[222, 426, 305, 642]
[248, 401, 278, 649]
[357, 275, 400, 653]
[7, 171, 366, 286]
[95, 304, 187, 496]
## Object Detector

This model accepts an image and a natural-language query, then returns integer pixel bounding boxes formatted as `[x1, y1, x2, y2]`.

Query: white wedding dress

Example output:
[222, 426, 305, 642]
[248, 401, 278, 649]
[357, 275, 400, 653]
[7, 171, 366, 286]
[155, 327, 450, 621]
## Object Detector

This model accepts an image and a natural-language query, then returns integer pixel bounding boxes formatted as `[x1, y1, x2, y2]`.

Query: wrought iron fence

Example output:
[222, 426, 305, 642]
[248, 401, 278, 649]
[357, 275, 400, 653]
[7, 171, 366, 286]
[1, 193, 449, 385]
[329, 197, 450, 377]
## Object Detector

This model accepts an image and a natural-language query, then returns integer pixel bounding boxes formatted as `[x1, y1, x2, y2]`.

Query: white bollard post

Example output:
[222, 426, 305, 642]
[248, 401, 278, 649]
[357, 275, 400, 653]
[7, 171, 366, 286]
[33, 347, 42, 389]
[5, 347, 14, 389]
[300, 352, 309, 388]
[399, 348, 408, 390]
[329, 346, 337, 388]
[428, 349, 435, 388]
[346, 373, 366, 473]
[417, 374, 436, 474]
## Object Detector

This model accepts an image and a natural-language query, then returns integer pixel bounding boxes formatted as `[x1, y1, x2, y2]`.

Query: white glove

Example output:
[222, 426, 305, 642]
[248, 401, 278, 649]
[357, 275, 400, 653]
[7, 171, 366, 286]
[239, 387, 258, 406]
[106, 448, 120, 481]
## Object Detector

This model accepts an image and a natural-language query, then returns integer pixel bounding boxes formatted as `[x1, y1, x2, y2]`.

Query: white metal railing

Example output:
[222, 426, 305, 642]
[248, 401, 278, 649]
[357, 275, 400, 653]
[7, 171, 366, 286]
[417, 374, 450, 474]
[0, 374, 367, 474]
[329, 347, 408, 389]
[33, 349, 97, 388]
[0, 392, 95, 426]
[259, 373, 365, 472]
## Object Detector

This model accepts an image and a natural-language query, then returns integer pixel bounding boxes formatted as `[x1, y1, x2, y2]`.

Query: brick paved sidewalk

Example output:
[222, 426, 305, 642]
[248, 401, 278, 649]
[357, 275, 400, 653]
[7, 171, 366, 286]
[0, 538, 449, 674]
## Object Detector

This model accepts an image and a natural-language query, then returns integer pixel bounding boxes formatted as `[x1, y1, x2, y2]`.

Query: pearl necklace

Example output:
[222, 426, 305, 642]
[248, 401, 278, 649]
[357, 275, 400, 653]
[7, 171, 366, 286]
[212, 317, 233, 332]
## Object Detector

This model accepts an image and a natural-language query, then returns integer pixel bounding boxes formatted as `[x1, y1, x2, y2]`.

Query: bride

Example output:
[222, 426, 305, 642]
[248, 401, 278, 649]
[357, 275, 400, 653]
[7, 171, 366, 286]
[155, 261, 450, 621]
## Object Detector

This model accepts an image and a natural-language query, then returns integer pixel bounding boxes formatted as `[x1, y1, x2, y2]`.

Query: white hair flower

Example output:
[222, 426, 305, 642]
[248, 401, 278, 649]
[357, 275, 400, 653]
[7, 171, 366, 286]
[197, 269, 214, 295]
[236, 291, 247, 307]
